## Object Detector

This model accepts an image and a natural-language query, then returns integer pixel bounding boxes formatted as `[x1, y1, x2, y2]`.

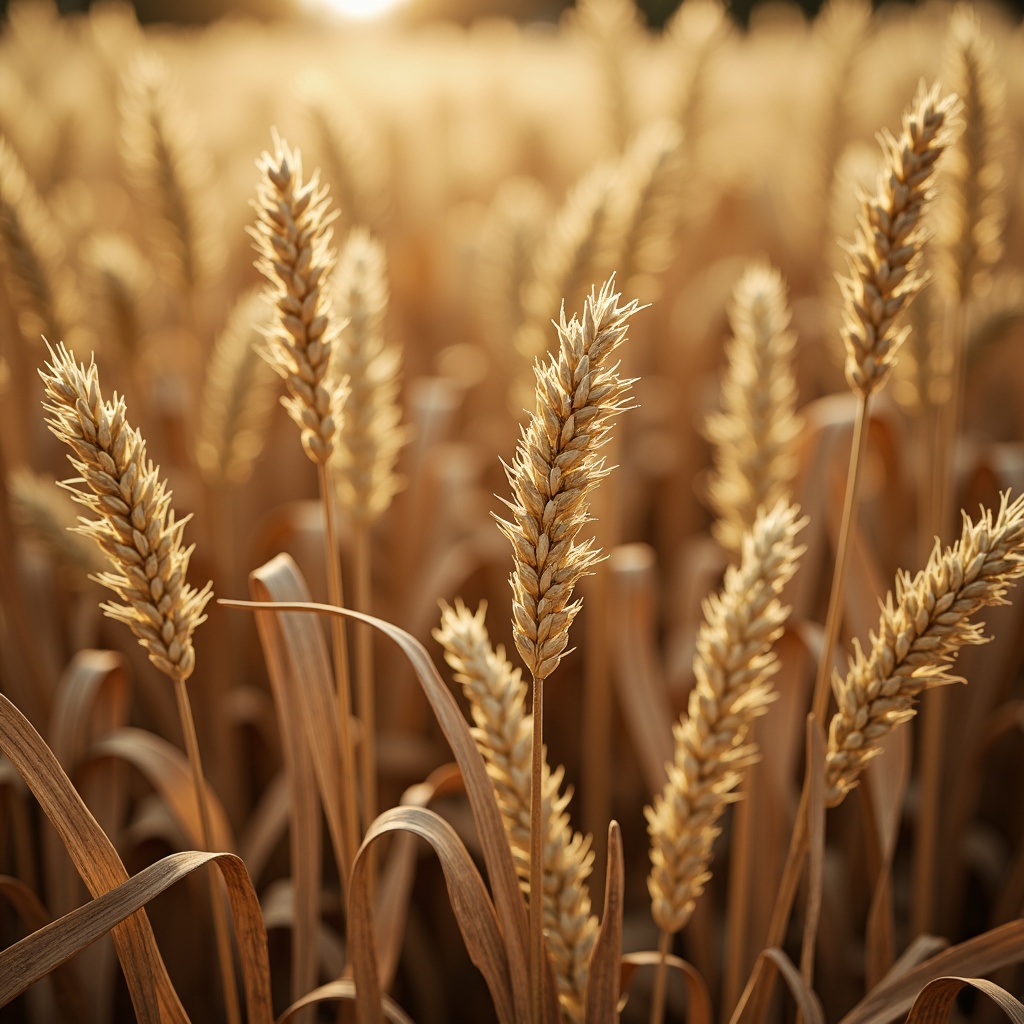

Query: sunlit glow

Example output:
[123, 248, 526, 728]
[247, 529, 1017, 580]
[305, 0, 409, 19]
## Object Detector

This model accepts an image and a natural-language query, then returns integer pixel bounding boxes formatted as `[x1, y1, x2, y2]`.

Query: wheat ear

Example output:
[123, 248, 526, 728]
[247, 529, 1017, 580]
[39, 342, 212, 680]
[497, 276, 639, 683]
[435, 600, 597, 1024]
[705, 261, 802, 557]
[195, 288, 278, 488]
[0, 135, 74, 347]
[826, 491, 1024, 806]
[936, 5, 1006, 306]
[645, 499, 805, 935]
[119, 53, 222, 294]
[250, 130, 348, 466]
[840, 81, 961, 397]
[332, 228, 407, 522]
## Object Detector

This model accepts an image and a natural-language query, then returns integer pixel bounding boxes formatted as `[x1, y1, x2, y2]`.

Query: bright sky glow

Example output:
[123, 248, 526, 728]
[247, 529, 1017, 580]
[305, 0, 409, 19]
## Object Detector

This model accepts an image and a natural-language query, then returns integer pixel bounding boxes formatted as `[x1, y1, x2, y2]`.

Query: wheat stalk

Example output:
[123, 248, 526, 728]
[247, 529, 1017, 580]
[434, 599, 598, 1024]
[826, 491, 1024, 807]
[705, 261, 802, 557]
[82, 233, 152, 365]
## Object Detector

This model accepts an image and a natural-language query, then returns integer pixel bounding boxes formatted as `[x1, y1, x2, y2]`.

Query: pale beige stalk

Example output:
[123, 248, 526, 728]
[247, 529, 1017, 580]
[250, 131, 349, 466]
[839, 81, 961, 396]
[825, 492, 1024, 807]
[434, 600, 598, 1024]
[39, 342, 212, 681]
[705, 262, 802, 557]
[646, 500, 805, 934]
[497, 276, 639, 683]
[195, 288, 278, 488]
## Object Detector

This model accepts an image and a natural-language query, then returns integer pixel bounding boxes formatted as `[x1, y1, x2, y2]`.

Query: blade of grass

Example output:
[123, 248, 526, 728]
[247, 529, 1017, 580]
[0, 849, 273, 1023]
[0, 692, 187, 1024]
[585, 821, 625, 1024]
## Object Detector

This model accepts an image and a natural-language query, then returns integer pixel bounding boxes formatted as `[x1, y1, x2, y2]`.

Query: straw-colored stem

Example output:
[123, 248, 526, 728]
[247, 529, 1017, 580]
[353, 519, 377, 899]
[530, 670, 546, 1024]
[915, 302, 968, 936]
[318, 461, 359, 899]
[812, 392, 870, 725]
[649, 928, 672, 1024]
[173, 673, 241, 1024]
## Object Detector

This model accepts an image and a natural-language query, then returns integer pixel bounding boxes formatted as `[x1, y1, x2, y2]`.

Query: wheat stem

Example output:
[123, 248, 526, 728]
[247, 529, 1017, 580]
[319, 461, 358, 901]
[173, 673, 240, 1024]
[649, 928, 672, 1024]
[530, 670, 546, 1024]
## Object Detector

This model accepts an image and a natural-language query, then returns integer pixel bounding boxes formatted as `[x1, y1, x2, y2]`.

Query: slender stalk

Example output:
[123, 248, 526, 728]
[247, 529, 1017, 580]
[811, 392, 870, 725]
[352, 519, 378, 908]
[173, 674, 241, 1024]
[914, 302, 967, 936]
[319, 462, 359, 900]
[530, 671, 546, 1024]
[649, 928, 672, 1024]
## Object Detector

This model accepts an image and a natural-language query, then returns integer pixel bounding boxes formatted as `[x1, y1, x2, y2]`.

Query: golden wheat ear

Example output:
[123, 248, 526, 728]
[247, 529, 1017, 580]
[840, 81, 962, 398]
[705, 260, 802, 558]
[646, 499, 805, 934]
[250, 130, 349, 466]
[825, 492, 1024, 806]
[39, 342, 212, 681]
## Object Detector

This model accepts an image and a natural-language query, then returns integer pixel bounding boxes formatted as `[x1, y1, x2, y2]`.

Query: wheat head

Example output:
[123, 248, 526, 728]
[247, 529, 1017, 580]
[250, 131, 348, 466]
[840, 81, 961, 397]
[497, 276, 639, 684]
[825, 491, 1024, 806]
[332, 228, 407, 521]
[705, 261, 802, 557]
[646, 500, 805, 933]
[39, 342, 212, 682]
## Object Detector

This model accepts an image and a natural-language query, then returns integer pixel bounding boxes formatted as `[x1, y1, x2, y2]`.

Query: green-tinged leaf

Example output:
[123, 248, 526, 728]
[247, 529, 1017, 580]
[349, 806, 516, 1024]
[0, 850, 273, 1024]
[620, 951, 713, 1024]
[840, 921, 1024, 1024]
[905, 977, 1024, 1024]
[0, 693, 186, 1024]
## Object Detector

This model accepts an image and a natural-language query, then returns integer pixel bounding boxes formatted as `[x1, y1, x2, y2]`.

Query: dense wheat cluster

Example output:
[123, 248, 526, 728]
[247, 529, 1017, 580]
[2, 1, 1024, 1023]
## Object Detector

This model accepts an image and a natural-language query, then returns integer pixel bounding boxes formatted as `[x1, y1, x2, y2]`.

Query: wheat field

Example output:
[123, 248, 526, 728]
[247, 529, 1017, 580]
[1, 0, 1024, 1022]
